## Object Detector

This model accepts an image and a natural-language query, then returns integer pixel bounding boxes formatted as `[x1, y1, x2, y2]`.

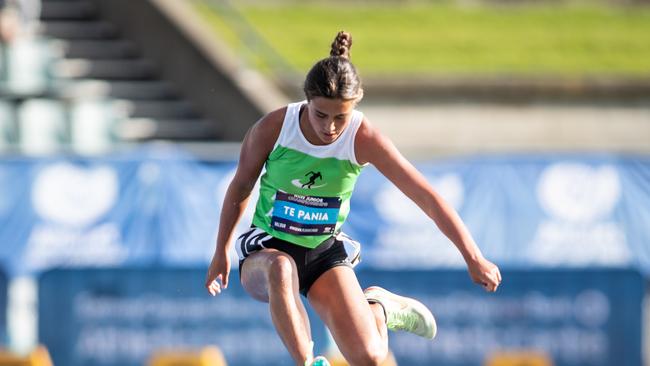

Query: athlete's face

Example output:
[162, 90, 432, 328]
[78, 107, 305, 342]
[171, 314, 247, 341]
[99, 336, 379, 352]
[302, 97, 356, 145]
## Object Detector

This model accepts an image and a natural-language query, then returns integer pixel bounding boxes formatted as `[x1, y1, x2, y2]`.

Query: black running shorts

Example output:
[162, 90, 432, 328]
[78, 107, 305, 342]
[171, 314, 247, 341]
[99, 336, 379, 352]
[236, 227, 356, 296]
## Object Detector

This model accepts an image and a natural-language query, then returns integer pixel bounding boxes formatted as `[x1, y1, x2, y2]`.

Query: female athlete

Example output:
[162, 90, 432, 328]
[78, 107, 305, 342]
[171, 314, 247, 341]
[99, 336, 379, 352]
[206, 31, 502, 366]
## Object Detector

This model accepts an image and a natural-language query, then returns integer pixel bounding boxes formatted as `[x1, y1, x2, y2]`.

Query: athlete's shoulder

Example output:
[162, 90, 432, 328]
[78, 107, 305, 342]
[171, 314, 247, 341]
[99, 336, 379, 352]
[354, 116, 395, 165]
[257, 106, 287, 131]
[355, 116, 383, 146]
[247, 106, 287, 144]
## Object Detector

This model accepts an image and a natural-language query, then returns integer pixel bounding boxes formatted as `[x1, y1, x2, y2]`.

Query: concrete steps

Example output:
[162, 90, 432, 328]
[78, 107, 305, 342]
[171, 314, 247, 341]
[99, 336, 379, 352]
[59, 80, 180, 100]
[40, 1, 98, 21]
[122, 100, 200, 119]
[59, 40, 139, 59]
[41, 21, 119, 40]
[35, 0, 218, 144]
[51, 58, 158, 80]
[115, 118, 216, 141]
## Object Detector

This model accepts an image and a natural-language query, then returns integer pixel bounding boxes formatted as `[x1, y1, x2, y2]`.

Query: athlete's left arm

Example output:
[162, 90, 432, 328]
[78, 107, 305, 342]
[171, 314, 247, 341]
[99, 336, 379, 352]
[355, 118, 502, 292]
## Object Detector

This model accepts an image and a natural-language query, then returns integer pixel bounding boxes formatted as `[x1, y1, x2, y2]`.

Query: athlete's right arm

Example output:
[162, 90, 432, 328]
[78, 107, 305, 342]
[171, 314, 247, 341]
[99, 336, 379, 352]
[205, 108, 285, 296]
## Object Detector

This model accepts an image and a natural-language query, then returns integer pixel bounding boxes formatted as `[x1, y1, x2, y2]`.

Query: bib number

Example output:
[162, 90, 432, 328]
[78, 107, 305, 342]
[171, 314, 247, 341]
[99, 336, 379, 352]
[271, 191, 341, 236]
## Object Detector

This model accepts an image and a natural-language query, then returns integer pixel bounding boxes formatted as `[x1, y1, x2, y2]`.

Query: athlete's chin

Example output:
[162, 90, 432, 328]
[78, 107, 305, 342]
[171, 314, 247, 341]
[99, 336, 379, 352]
[319, 133, 339, 143]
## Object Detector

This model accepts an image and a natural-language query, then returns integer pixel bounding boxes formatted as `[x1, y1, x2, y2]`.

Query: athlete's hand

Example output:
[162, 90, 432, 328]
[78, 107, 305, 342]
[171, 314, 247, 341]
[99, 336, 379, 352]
[467, 256, 501, 292]
[205, 249, 231, 296]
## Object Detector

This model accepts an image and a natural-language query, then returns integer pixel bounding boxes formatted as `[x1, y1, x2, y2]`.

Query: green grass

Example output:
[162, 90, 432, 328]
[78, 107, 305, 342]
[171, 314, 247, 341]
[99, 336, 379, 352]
[193, 1, 650, 78]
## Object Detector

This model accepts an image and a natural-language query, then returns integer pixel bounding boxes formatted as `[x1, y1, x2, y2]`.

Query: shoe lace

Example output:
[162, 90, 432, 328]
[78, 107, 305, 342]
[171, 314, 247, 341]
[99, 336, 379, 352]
[389, 307, 421, 333]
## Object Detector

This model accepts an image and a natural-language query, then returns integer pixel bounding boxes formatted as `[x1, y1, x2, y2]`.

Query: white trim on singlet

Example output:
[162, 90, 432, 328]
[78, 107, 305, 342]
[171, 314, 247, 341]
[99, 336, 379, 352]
[274, 101, 364, 166]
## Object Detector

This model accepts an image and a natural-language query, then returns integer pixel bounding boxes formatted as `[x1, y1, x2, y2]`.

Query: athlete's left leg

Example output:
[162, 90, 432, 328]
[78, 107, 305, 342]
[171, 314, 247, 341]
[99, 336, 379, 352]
[307, 266, 388, 366]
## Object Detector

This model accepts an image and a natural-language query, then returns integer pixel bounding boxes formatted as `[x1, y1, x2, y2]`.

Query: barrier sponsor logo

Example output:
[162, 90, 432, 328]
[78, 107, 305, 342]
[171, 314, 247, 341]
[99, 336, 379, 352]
[26, 163, 126, 271]
[530, 163, 630, 266]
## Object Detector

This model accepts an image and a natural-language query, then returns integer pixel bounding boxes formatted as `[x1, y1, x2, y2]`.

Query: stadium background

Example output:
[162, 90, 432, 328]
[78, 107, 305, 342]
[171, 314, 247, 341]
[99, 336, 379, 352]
[0, 0, 648, 365]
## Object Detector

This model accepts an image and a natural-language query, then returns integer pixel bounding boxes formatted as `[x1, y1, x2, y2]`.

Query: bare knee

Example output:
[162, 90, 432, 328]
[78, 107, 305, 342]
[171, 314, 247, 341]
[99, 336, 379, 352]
[347, 341, 387, 366]
[240, 251, 299, 303]
[266, 253, 298, 293]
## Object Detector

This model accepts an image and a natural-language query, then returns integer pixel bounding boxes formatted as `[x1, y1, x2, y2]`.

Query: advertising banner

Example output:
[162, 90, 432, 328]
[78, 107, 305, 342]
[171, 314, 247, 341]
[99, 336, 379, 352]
[0, 147, 235, 276]
[38, 268, 642, 366]
[2, 149, 650, 276]
[38, 268, 310, 366]
[347, 156, 650, 272]
[356, 268, 643, 366]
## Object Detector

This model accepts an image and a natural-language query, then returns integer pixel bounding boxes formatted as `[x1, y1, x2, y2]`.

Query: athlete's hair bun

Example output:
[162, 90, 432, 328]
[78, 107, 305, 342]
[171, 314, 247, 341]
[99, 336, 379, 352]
[330, 31, 352, 59]
[304, 30, 362, 101]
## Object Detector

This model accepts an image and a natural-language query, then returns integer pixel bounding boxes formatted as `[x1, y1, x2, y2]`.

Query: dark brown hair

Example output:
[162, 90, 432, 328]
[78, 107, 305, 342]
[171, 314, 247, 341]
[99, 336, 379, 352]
[303, 31, 364, 102]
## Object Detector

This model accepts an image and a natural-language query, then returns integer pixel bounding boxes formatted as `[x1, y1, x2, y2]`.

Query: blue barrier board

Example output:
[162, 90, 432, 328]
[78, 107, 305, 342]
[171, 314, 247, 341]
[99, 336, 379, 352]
[38, 268, 642, 366]
[357, 269, 643, 366]
[38, 268, 297, 366]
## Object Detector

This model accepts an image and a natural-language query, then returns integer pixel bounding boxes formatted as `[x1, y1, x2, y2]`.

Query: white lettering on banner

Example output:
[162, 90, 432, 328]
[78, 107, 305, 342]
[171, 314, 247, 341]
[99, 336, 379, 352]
[74, 293, 270, 323]
[529, 221, 630, 266]
[75, 327, 286, 364]
[573, 290, 611, 328]
[388, 290, 611, 364]
[417, 290, 610, 326]
[71, 293, 285, 364]
[25, 223, 127, 270]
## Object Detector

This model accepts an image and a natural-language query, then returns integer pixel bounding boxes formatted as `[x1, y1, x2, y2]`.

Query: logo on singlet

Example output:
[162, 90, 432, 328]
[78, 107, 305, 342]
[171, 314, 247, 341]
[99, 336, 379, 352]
[291, 171, 326, 189]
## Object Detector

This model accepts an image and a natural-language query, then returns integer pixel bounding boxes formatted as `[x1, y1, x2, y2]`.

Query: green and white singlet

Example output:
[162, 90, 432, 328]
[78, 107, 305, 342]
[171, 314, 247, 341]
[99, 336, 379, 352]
[252, 101, 366, 248]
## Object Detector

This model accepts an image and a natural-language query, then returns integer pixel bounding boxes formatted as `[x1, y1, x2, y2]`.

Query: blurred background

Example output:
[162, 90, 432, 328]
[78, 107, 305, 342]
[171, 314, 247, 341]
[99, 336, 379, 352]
[0, 0, 648, 365]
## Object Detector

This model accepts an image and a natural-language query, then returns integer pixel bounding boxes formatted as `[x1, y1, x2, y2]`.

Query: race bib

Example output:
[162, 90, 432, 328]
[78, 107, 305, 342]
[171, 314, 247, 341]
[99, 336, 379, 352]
[271, 191, 341, 236]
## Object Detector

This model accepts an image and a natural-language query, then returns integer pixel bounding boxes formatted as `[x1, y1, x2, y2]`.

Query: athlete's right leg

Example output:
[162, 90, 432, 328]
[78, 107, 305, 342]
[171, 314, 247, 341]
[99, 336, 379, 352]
[307, 266, 389, 366]
[240, 249, 313, 365]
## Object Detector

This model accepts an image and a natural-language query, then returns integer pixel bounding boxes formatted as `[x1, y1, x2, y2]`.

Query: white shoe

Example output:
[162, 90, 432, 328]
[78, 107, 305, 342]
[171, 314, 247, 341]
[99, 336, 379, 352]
[364, 286, 437, 339]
